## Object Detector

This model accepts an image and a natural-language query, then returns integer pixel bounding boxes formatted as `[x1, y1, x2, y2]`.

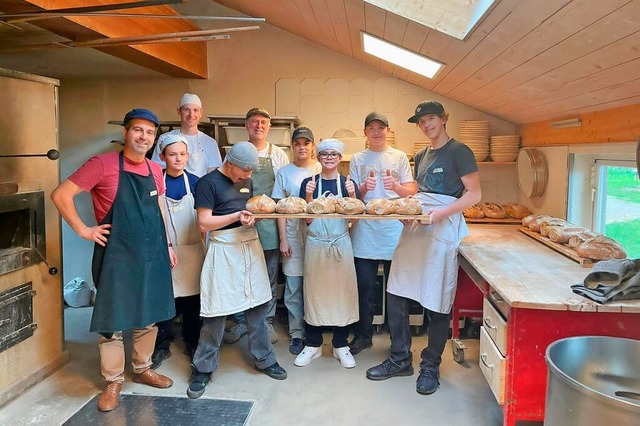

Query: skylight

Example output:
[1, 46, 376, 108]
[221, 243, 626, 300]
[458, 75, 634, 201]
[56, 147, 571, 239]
[363, 0, 497, 40]
[361, 32, 444, 79]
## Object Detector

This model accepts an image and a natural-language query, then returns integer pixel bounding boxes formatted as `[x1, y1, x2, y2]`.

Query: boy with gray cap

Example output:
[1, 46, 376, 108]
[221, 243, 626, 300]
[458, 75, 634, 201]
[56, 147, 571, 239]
[152, 93, 222, 177]
[188, 141, 287, 399]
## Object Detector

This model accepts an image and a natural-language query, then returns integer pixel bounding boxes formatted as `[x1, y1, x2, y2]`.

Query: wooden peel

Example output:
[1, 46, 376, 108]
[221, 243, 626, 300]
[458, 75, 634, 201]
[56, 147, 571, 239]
[0, 181, 18, 196]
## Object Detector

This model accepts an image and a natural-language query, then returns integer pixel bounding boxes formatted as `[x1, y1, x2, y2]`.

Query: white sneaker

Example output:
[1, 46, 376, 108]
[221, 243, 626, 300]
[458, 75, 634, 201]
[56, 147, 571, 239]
[333, 346, 356, 369]
[294, 346, 322, 367]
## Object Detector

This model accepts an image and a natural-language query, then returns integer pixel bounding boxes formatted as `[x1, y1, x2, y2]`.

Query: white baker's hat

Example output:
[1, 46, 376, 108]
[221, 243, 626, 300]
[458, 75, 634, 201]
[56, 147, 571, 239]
[179, 93, 202, 108]
[158, 133, 188, 153]
[316, 138, 344, 154]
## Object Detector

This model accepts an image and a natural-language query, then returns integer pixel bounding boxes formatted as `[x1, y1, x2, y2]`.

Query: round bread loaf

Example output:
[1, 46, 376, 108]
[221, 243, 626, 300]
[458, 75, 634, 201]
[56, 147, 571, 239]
[503, 203, 532, 219]
[365, 199, 396, 215]
[393, 198, 423, 215]
[276, 196, 307, 214]
[576, 235, 627, 260]
[335, 197, 365, 214]
[482, 202, 507, 219]
[246, 194, 276, 213]
[306, 197, 338, 214]
[463, 205, 485, 219]
[540, 219, 570, 236]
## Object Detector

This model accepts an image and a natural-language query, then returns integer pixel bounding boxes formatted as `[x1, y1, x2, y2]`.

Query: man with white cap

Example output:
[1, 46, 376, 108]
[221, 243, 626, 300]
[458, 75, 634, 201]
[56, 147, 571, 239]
[224, 107, 289, 345]
[188, 141, 287, 399]
[151, 134, 206, 369]
[152, 93, 222, 177]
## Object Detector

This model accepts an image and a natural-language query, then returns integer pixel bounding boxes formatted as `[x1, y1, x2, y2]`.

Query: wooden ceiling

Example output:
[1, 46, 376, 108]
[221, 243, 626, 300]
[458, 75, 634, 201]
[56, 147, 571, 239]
[1, 0, 640, 124]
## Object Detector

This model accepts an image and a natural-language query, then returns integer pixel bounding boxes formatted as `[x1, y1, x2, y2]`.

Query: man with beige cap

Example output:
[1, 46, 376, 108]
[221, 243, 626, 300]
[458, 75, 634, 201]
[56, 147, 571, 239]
[152, 93, 222, 177]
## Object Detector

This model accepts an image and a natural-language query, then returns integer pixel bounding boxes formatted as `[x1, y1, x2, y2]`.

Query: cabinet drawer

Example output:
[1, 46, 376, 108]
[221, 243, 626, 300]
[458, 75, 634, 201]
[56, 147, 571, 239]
[479, 326, 506, 405]
[483, 297, 507, 356]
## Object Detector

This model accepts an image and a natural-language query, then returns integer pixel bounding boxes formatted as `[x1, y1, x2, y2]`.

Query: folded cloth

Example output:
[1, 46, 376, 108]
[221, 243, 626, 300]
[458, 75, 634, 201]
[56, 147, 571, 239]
[583, 258, 639, 289]
[573, 259, 640, 304]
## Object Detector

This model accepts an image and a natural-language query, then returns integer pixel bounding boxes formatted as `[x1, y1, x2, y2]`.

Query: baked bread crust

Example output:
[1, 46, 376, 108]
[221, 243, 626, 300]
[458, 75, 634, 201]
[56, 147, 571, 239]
[275, 196, 307, 214]
[393, 198, 423, 215]
[527, 214, 553, 232]
[547, 226, 591, 244]
[463, 205, 485, 219]
[576, 235, 627, 260]
[482, 202, 507, 219]
[335, 197, 365, 214]
[540, 219, 570, 237]
[246, 194, 276, 213]
[306, 197, 338, 214]
[503, 203, 532, 219]
[365, 199, 397, 215]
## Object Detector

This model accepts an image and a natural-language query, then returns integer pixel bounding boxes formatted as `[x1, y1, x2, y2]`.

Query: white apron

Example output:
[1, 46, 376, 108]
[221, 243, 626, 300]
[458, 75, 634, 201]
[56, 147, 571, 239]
[163, 172, 205, 298]
[387, 192, 469, 314]
[303, 178, 359, 326]
[200, 226, 271, 317]
[282, 218, 307, 276]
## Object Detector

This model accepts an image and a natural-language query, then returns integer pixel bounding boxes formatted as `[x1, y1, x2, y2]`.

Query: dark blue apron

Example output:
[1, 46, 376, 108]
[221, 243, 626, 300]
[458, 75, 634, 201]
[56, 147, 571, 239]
[90, 152, 175, 333]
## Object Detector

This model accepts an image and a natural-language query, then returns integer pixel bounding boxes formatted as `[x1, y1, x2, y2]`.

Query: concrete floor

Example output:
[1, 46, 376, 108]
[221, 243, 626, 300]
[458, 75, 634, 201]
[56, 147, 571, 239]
[0, 307, 503, 426]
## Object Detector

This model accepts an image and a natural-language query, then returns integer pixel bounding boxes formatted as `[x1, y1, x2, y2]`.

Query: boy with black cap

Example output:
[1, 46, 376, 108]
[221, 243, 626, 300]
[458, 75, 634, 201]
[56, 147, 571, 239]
[188, 141, 287, 400]
[366, 101, 481, 396]
[51, 108, 176, 412]
[151, 134, 205, 369]
[348, 112, 416, 355]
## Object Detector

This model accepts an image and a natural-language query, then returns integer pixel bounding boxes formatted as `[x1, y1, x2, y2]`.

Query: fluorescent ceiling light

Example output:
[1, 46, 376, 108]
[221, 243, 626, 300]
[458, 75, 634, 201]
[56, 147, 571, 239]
[549, 118, 582, 129]
[361, 32, 444, 79]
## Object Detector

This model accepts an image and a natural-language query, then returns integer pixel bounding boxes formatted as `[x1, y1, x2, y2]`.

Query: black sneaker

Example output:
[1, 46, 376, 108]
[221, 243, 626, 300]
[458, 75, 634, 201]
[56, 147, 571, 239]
[187, 370, 211, 399]
[348, 338, 373, 355]
[151, 348, 171, 370]
[289, 338, 304, 355]
[255, 362, 287, 380]
[366, 357, 414, 381]
[416, 368, 440, 395]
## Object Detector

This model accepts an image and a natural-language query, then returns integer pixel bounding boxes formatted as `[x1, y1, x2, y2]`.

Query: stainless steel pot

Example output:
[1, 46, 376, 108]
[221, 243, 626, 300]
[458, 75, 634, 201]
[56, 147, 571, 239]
[545, 336, 640, 425]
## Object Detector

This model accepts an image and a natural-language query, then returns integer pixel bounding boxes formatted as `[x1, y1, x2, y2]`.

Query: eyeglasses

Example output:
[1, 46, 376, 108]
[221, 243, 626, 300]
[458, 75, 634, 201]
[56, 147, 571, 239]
[318, 152, 341, 159]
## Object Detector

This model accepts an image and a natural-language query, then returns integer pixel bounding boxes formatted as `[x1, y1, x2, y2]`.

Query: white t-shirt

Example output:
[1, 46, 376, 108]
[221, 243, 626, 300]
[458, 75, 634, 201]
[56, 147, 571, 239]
[152, 130, 223, 178]
[349, 147, 414, 260]
[272, 162, 322, 276]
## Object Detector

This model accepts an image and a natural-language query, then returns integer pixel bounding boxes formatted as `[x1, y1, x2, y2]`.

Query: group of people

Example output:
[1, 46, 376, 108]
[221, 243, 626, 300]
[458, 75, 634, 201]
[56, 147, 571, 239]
[51, 95, 481, 412]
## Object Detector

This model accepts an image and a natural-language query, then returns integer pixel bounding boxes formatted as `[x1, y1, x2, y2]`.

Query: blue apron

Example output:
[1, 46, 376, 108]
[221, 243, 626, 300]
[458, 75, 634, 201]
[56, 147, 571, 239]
[90, 152, 175, 333]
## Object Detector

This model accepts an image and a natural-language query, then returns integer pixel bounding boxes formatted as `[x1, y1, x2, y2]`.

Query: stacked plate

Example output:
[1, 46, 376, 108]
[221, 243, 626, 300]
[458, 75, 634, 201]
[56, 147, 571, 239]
[459, 120, 490, 162]
[490, 135, 520, 162]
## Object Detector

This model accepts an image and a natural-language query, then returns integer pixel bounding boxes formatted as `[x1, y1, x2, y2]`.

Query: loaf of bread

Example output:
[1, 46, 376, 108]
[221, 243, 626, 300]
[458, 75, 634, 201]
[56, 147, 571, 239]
[463, 205, 485, 219]
[503, 203, 532, 219]
[482, 203, 507, 219]
[365, 199, 397, 215]
[393, 198, 423, 215]
[547, 226, 591, 244]
[576, 235, 627, 260]
[522, 214, 543, 227]
[540, 219, 570, 237]
[275, 196, 307, 214]
[568, 231, 600, 248]
[335, 197, 365, 214]
[306, 197, 338, 214]
[246, 194, 276, 213]
[527, 215, 553, 232]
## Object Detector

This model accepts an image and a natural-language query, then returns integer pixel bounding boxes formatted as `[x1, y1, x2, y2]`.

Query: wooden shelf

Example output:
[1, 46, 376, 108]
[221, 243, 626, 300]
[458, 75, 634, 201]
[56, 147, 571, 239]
[478, 161, 516, 165]
[517, 226, 597, 267]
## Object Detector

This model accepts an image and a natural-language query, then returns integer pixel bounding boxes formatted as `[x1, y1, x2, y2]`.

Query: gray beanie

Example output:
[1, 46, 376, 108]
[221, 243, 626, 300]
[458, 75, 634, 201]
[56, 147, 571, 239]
[226, 141, 259, 170]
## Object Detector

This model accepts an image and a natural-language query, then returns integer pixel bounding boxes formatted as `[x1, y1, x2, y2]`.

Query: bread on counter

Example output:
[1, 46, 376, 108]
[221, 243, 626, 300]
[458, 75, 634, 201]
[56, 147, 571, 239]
[463, 205, 485, 219]
[246, 194, 276, 213]
[482, 202, 507, 219]
[276, 196, 307, 214]
[527, 215, 554, 232]
[335, 197, 365, 214]
[568, 231, 600, 248]
[365, 199, 397, 215]
[540, 219, 571, 237]
[393, 198, 423, 215]
[503, 203, 532, 219]
[547, 226, 592, 244]
[306, 197, 338, 214]
[576, 235, 627, 260]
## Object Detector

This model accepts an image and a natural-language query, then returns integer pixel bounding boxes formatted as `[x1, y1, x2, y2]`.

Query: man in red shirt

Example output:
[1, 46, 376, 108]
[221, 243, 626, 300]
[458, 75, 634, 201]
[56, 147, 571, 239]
[51, 109, 177, 412]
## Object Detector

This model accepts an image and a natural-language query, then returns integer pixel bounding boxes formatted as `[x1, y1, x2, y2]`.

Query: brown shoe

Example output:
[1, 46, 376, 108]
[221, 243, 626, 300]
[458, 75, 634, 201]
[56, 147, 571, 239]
[132, 368, 173, 389]
[97, 381, 121, 412]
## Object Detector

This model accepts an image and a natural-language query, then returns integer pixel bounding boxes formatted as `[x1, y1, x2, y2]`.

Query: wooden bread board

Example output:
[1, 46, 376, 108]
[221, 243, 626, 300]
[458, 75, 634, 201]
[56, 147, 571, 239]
[517, 226, 597, 268]
[251, 213, 431, 224]
[465, 217, 522, 224]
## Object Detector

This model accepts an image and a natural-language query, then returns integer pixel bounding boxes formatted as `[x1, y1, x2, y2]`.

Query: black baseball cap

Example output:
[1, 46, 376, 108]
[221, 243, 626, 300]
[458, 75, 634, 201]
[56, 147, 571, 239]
[123, 108, 159, 127]
[407, 101, 445, 123]
[292, 127, 314, 142]
[364, 111, 389, 127]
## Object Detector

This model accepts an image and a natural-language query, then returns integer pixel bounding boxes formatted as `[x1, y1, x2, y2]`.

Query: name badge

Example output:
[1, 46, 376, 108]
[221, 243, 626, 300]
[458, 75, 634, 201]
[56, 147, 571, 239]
[150, 190, 158, 196]
[433, 167, 443, 173]
[240, 188, 250, 193]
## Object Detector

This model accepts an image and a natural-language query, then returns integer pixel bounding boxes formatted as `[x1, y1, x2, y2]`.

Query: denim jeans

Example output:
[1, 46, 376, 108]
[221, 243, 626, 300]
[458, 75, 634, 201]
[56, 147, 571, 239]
[192, 301, 276, 374]
[284, 275, 304, 339]
[387, 292, 450, 369]
[352, 258, 391, 342]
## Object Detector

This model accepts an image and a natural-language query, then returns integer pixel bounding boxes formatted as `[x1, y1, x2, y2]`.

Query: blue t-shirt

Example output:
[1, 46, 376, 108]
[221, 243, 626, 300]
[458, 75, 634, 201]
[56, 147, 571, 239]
[164, 170, 199, 201]
[298, 174, 361, 200]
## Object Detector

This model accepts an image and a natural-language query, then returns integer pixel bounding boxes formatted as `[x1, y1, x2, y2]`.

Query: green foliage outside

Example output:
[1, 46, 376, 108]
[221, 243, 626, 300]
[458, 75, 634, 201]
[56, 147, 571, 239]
[606, 219, 640, 259]
[605, 167, 640, 258]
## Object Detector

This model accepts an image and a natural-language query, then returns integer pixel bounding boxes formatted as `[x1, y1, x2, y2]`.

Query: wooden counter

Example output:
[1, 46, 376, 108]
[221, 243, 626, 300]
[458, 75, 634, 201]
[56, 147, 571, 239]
[459, 224, 640, 312]
[457, 224, 640, 426]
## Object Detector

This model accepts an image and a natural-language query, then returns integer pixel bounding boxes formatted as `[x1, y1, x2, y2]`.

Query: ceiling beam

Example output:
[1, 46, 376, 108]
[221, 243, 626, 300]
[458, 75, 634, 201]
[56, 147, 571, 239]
[1, 0, 209, 78]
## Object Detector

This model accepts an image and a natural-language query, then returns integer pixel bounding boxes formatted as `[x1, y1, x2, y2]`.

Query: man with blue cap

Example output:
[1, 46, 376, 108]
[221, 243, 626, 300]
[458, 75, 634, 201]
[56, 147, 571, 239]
[51, 108, 177, 412]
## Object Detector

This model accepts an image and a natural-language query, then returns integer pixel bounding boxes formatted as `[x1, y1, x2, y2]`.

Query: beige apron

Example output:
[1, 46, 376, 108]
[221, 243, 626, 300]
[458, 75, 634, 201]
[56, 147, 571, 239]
[200, 226, 271, 317]
[163, 172, 205, 297]
[387, 192, 469, 314]
[303, 178, 359, 326]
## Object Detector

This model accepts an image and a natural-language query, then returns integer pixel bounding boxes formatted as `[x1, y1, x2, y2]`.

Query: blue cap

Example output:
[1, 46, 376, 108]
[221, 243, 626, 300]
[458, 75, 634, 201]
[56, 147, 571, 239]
[123, 108, 159, 127]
